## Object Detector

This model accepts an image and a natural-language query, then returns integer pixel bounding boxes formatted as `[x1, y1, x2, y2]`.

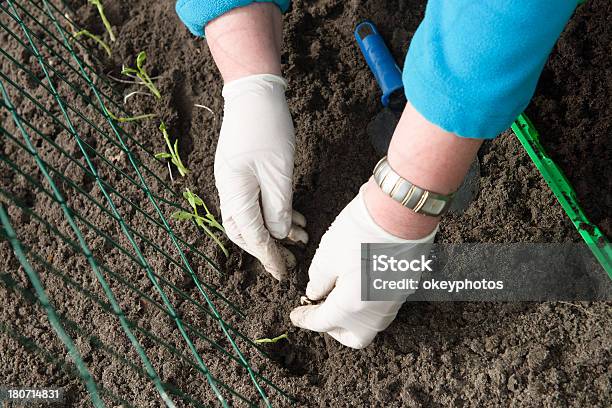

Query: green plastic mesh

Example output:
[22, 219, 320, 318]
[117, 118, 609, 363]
[0, 1, 291, 406]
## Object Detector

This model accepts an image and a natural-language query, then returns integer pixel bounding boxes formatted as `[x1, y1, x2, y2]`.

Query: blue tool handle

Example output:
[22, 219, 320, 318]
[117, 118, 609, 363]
[355, 21, 404, 107]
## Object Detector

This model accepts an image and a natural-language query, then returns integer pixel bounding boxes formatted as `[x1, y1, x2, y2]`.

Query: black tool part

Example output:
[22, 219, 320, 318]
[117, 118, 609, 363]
[367, 108, 400, 157]
[367, 88, 406, 156]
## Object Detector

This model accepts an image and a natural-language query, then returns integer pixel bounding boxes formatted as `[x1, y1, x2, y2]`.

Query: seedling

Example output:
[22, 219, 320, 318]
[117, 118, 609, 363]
[107, 73, 162, 85]
[107, 109, 157, 123]
[172, 189, 228, 257]
[155, 122, 189, 177]
[88, 0, 116, 42]
[254, 333, 289, 344]
[73, 30, 111, 57]
[106, 74, 160, 102]
[121, 51, 161, 99]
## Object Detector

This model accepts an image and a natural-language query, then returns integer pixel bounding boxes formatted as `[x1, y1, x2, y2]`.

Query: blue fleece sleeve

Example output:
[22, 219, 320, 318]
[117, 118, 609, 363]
[403, 0, 576, 139]
[176, 0, 291, 36]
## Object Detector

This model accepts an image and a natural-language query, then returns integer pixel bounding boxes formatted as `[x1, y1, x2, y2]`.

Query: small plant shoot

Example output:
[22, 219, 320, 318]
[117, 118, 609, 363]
[88, 0, 116, 42]
[254, 333, 289, 344]
[107, 109, 157, 123]
[122, 51, 161, 99]
[172, 189, 228, 257]
[156, 122, 189, 177]
[73, 30, 111, 57]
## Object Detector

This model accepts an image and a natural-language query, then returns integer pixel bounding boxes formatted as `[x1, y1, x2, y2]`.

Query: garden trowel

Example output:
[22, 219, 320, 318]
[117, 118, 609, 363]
[355, 21, 479, 213]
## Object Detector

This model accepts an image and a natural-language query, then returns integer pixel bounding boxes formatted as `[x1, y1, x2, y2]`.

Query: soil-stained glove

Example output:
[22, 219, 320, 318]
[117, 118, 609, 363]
[290, 185, 437, 349]
[215, 74, 308, 281]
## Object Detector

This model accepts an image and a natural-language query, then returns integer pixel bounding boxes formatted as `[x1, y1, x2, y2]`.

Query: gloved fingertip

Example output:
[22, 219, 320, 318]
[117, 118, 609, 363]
[327, 328, 375, 350]
[292, 210, 307, 227]
[289, 305, 309, 328]
[257, 238, 292, 281]
[305, 278, 334, 301]
[260, 251, 287, 282]
[266, 219, 291, 240]
[264, 262, 287, 282]
[287, 225, 308, 245]
[290, 305, 324, 331]
[305, 261, 336, 300]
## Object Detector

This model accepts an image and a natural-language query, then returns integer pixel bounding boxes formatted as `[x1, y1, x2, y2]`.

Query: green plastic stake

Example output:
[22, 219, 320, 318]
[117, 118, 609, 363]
[511, 113, 611, 279]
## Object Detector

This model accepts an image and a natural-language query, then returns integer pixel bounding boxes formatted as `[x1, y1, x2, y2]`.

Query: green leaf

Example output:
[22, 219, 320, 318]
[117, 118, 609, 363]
[254, 333, 288, 344]
[122, 52, 161, 99]
[142, 78, 161, 99]
[171, 211, 193, 221]
[173, 139, 180, 159]
[89, 0, 115, 42]
[199, 222, 229, 257]
[183, 188, 194, 201]
[121, 66, 138, 75]
[155, 152, 172, 159]
[136, 51, 147, 71]
[183, 189, 203, 206]
[177, 163, 189, 177]
[178, 188, 228, 257]
[202, 201, 210, 214]
[191, 192, 204, 207]
[205, 214, 225, 233]
[73, 30, 111, 57]
[116, 113, 156, 123]
[183, 188, 199, 210]
[135, 51, 161, 98]
[106, 108, 156, 123]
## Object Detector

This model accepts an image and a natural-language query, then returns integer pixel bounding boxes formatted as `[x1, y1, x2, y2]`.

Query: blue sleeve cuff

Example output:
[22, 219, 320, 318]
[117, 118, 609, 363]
[176, 0, 290, 37]
[402, 0, 576, 139]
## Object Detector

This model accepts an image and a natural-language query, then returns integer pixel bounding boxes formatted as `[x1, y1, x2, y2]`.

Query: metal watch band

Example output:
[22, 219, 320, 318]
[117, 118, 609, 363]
[372, 156, 454, 217]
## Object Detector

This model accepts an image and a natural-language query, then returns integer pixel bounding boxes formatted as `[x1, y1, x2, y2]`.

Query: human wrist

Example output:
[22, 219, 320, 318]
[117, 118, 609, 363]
[205, 3, 282, 83]
[365, 101, 481, 239]
[387, 102, 482, 195]
[222, 74, 287, 94]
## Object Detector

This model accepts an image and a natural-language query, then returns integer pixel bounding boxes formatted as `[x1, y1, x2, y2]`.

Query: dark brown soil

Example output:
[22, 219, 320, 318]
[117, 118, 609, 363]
[1, 0, 610, 407]
[527, 0, 612, 238]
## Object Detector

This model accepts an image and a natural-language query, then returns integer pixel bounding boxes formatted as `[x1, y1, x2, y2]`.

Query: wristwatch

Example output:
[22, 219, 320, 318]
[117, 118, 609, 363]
[373, 156, 455, 217]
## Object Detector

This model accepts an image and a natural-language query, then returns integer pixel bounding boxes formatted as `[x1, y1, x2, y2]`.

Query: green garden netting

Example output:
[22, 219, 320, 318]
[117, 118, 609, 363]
[0, 1, 291, 406]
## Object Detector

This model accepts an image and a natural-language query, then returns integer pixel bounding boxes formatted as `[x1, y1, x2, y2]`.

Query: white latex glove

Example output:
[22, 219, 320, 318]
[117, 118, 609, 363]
[290, 185, 437, 349]
[215, 74, 308, 280]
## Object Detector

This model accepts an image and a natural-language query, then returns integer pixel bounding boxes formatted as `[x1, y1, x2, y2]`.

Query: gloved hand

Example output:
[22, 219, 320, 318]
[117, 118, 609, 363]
[290, 185, 437, 349]
[215, 74, 308, 281]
